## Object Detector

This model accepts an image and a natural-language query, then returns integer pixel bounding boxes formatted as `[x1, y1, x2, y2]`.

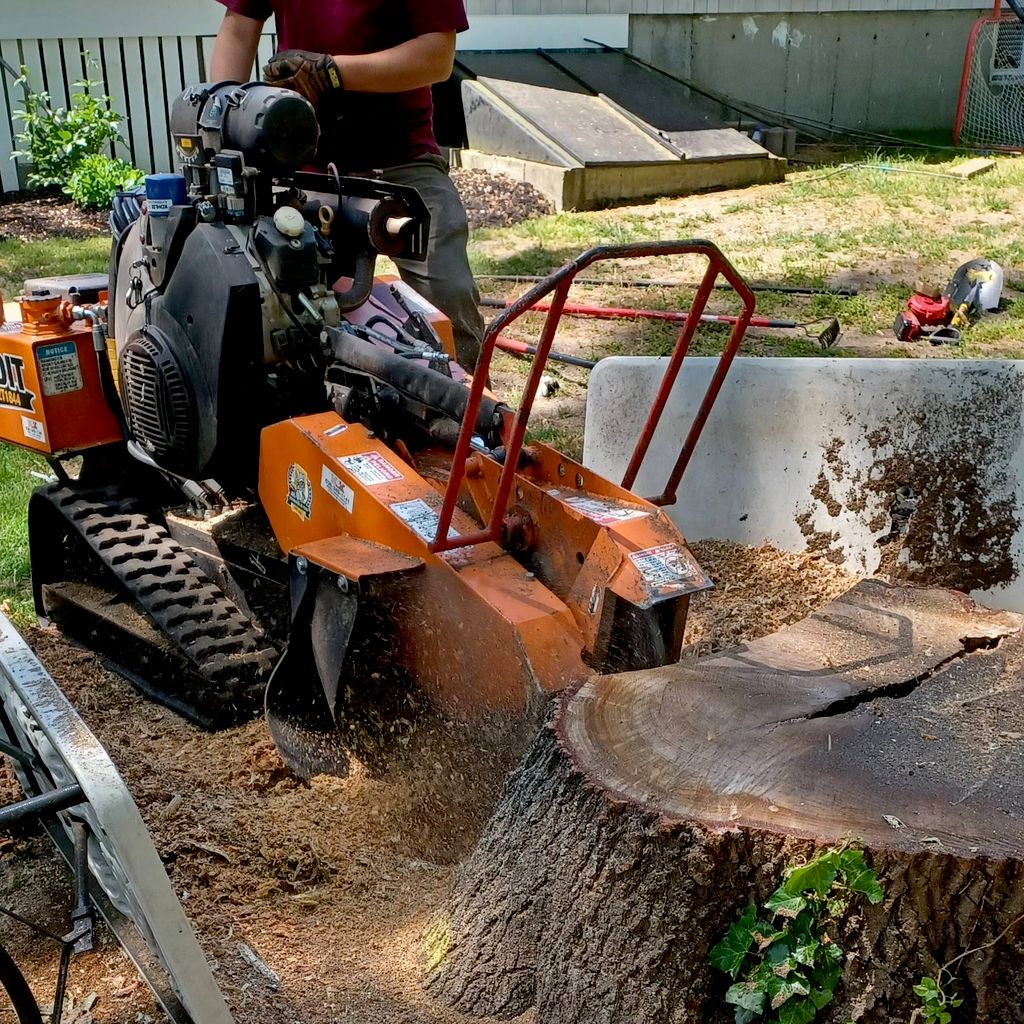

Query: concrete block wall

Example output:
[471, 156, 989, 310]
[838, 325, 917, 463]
[629, 7, 990, 133]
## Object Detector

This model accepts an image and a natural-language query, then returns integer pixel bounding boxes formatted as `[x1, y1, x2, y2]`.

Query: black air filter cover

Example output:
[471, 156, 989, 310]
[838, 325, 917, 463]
[119, 328, 197, 474]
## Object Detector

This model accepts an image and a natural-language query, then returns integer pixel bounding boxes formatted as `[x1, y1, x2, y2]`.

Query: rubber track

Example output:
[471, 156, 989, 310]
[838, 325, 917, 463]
[36, 484, 277, 719]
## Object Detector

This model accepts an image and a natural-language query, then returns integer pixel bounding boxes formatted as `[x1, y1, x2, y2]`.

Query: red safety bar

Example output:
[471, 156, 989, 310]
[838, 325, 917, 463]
[430, 240, 757, 554]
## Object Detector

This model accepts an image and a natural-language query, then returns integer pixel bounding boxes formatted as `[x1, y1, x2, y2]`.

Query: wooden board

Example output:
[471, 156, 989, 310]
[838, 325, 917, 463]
[951, 157, 996, 179]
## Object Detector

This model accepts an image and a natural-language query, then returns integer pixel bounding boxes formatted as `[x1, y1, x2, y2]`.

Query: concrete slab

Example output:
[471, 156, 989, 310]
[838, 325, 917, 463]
[455, 149, 785, 210]
[583, 357, 1024, 612]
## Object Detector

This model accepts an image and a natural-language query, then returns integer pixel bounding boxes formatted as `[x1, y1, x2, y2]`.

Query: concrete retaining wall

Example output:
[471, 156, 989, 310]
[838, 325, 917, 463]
[629, 10, 983, 134]
[583, 357, 1024, 611]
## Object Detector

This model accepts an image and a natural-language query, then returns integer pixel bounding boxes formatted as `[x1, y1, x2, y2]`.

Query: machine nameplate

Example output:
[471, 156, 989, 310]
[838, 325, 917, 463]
[629, 543, 705, 598]
[561, 493, 649, 526]
[339, 452, 403, 486]
[21, 416, 45, 443]
[38, 341, 84, 397]
[390, 498, 459, 543]
[321, 465, 354, 513]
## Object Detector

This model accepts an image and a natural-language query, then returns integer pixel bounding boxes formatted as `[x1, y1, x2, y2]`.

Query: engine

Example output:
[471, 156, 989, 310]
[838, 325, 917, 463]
[109, 81, 432, 494]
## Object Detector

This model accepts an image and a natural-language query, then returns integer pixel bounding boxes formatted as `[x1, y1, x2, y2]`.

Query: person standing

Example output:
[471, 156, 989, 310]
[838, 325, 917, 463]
[209, 0, 484, 369]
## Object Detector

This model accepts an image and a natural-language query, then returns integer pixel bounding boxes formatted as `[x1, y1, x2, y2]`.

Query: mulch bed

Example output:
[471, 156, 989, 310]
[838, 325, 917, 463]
[0, 169, 550, 242]
[450, 168, 552, 229]
[0, 192, 109, 242]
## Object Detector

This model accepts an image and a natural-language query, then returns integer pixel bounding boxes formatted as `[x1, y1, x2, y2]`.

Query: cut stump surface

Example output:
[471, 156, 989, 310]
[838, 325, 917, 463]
[427, 582, 1024, 1023]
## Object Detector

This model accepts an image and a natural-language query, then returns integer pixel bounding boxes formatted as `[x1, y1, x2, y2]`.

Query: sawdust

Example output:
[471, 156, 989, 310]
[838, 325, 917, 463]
[1, 540, 855, 1024]
[683, 539, 856, 657]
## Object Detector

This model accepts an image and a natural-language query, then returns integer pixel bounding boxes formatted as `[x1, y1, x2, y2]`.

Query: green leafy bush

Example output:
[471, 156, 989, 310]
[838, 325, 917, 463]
[709, 844, 884, 1024]
[11, 61, 125, 190]
[65, 154, 143, 210]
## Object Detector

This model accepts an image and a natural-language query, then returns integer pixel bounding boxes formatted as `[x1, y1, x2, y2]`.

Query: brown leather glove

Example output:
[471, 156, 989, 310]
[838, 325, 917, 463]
[263, 50, 343, 106]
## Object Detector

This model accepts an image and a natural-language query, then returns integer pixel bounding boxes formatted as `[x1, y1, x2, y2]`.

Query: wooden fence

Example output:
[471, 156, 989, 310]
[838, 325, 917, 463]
[0, 0, 281, 192]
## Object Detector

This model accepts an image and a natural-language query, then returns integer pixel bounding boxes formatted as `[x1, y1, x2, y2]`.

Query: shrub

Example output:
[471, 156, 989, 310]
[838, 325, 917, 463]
[11, 60, 125, 190]
[65, 154, 144, 210]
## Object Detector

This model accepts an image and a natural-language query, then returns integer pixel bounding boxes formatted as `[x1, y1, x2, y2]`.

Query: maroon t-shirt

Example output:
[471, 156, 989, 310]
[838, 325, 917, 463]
[215, 0, 469, 168]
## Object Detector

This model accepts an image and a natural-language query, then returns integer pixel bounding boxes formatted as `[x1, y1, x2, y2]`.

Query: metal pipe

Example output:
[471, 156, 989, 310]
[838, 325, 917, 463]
[485, 296, 797, 330]
[495, 334, 597, 369]
[0, 785, 85, 829]
[0, 737, 38, 769]
[479, 275, 857, 296]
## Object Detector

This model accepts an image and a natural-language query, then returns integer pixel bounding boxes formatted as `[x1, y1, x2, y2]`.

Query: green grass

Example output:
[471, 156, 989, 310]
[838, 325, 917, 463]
[471, 153, 1024, 360]
[0, 236, 110, 296]
[0, 446, 48, 625]
[0, 235, 105, 621]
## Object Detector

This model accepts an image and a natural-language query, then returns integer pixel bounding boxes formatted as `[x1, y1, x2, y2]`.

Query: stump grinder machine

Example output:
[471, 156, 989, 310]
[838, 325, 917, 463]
[0, 82, 755, 775]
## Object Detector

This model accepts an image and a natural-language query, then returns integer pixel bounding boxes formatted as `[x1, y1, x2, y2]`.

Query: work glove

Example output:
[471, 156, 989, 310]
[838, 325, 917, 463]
[264, 50, 343, 106]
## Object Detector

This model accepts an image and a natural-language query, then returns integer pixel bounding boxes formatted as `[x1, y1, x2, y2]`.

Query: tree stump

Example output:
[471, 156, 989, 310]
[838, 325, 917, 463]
[426, 582, 1024, 1024]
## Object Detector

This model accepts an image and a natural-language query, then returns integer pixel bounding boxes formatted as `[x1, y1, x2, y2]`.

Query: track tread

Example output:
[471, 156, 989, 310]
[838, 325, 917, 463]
[36, 483, 277, 723]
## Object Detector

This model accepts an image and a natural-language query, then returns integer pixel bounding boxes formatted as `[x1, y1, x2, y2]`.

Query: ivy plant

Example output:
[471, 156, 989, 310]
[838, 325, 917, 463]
[709, 844, 884, 1024]
[913, 975, 962, 1024]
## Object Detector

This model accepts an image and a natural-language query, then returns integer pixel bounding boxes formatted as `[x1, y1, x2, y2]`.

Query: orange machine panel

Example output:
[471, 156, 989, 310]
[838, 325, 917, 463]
[0, 305, 123, 456]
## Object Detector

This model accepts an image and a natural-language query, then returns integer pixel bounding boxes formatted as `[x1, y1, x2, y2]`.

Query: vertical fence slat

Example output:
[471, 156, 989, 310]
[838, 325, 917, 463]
[199, 35, 216, 81]
[256, 33, 275, 79]
[160, 35, 185, 172]
[180, 35, 202, 90]
[0, 50, 19, 193]
[99, 37, 134, 167]
[39, 39, 69, 108]
[141, 37, 172, 173]
[121, 38, 154, 174]
[19, 41, 46, 98]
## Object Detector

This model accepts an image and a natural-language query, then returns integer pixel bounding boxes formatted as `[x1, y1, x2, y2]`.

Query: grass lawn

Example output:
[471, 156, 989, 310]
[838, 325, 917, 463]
[0, 151, 1022, 612]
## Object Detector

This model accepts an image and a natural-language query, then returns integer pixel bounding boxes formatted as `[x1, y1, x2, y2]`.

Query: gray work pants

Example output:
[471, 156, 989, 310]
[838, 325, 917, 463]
[382, 154, 484, 370]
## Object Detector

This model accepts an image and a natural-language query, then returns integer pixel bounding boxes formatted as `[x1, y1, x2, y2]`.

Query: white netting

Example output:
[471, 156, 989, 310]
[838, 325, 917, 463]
[957, 14, 1024, 150]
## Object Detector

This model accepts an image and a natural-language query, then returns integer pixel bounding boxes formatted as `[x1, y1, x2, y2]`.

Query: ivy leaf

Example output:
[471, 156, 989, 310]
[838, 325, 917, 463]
[777, 995, 818, 1024]
[766, 890, 808, 919]
[734, 1010, 760, 1024]
[784, 854, 839, 897]
[914, 977, 940, 998]
[725, 983, 766, 1014]
[768, 973, 811, 1010]
[838, 849, 884, 905]
[710, 906, 757, 979]
[809, 985, 836, 1010]
[752, 920, 788, 950]
[793, 940, 819, 966]
[819, 941, 844, 966]
[766, 941, 794, 967]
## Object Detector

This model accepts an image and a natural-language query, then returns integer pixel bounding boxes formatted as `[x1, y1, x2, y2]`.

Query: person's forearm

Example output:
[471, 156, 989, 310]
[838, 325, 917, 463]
[210, 11, 264, 82]
[333, 32, 456, 93]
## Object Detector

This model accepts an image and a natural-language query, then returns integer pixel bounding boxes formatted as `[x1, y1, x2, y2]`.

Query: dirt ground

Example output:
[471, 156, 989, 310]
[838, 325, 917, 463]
[0, 541, 852, 1024]
[0, 171, 549, 242]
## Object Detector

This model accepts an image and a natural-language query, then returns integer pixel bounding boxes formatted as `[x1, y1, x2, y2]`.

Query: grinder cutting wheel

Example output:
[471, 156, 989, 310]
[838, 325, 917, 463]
[0, 74, 758, 776]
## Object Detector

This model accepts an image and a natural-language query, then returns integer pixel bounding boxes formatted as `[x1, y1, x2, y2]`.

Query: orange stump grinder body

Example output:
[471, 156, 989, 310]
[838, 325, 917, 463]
[3, 79, 755, 774]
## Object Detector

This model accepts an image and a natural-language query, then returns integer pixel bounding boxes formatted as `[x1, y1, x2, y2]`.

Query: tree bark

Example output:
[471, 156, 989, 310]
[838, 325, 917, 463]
[426, 582, 1024, 1023]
